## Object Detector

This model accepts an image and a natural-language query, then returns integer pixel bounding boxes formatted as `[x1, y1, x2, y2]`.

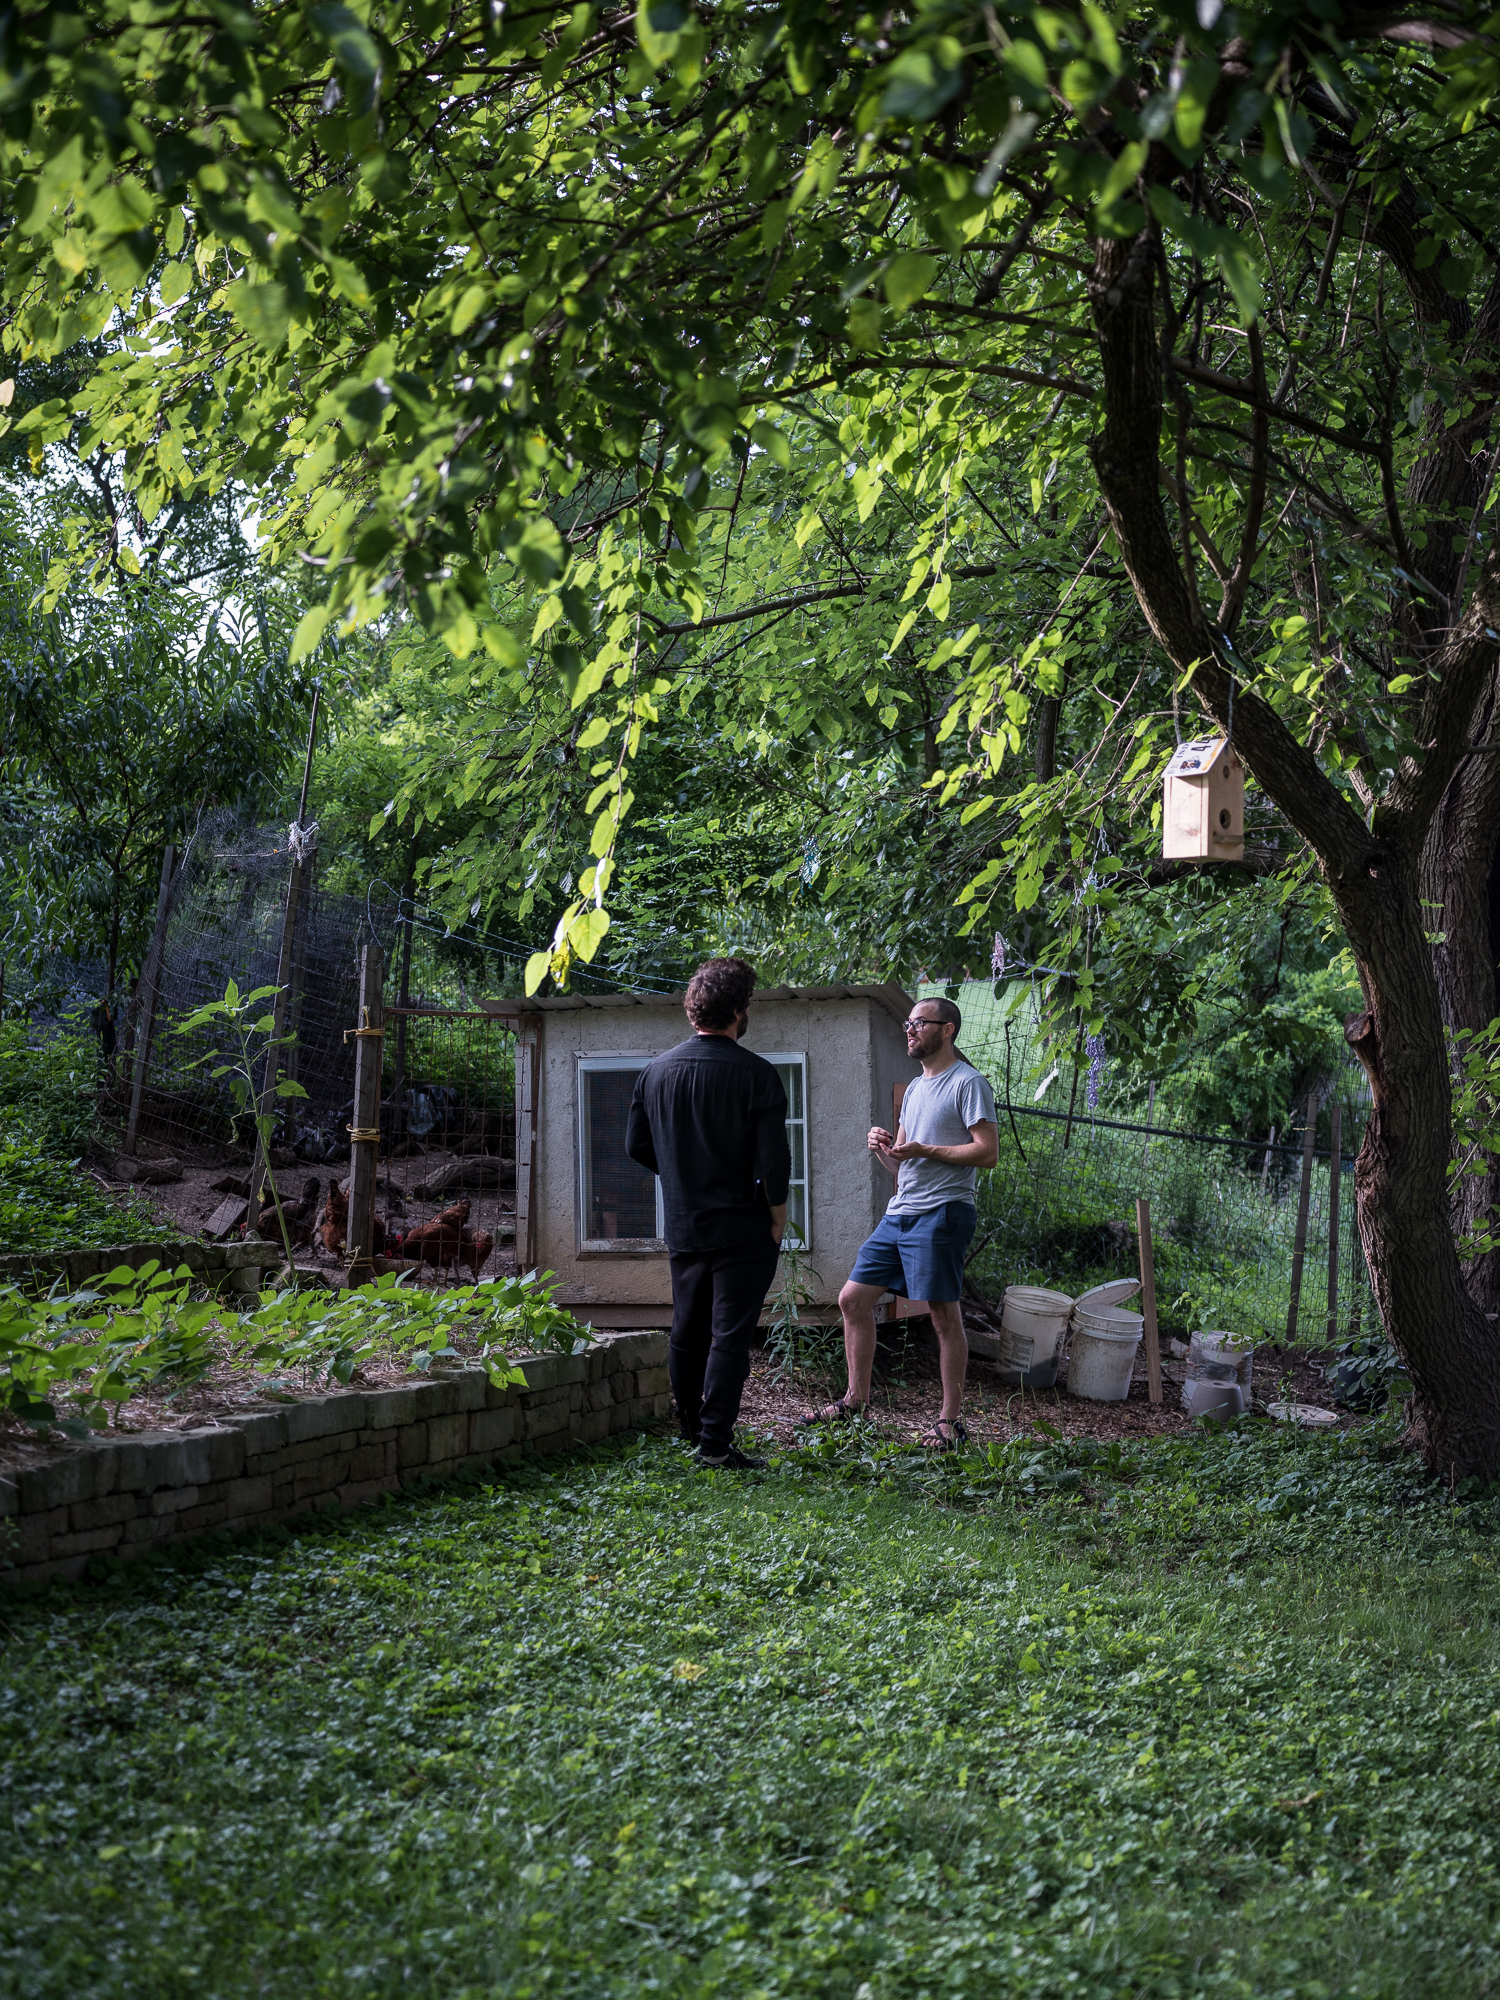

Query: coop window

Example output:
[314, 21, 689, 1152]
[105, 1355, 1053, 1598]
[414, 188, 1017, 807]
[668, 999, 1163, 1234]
[761, 1052, 810, 1251]
[577, 1058, 665, 1251]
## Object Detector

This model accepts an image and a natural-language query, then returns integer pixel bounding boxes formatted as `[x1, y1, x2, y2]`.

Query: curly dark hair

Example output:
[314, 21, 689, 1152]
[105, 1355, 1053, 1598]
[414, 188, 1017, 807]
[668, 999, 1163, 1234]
[684, 956, 757, 1031]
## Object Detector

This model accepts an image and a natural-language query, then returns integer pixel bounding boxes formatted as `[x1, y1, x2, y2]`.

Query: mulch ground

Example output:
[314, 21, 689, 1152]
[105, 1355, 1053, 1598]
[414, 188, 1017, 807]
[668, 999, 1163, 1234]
[738, 1319, 1349, 1450]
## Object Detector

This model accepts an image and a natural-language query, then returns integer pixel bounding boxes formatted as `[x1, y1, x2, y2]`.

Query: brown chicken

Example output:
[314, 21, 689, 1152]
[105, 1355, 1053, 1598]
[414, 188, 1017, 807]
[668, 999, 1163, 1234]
[319, 1178, 349, 1258]
[253, 1177, 320, 1248]
[403, 1220, 465, 1278]
[462, 1230, 495, 1282]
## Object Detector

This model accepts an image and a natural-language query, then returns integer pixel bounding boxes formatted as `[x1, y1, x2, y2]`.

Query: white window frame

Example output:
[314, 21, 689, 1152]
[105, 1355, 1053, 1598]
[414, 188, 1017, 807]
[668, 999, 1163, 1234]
[575, 1054, 666, 1255]
[761, 1051, 811, 1253]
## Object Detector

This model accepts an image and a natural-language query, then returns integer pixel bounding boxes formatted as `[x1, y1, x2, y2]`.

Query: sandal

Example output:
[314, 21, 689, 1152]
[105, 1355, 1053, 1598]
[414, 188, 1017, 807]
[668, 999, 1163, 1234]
[927, 1416, 969, 1452]
[797, 1397, 866, 1428]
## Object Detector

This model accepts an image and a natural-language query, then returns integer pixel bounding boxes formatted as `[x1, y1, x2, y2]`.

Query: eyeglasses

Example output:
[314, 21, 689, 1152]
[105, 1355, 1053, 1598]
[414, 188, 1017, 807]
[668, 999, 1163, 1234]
[901, 1017, 942, 1032]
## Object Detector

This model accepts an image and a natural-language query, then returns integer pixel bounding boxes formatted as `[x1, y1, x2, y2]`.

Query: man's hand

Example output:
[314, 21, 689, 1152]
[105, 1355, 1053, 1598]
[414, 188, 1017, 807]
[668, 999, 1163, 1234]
[884, 1138, 931, 1164]
[867, 1125, 895, 1152]
[770, 1201, 787, 1247]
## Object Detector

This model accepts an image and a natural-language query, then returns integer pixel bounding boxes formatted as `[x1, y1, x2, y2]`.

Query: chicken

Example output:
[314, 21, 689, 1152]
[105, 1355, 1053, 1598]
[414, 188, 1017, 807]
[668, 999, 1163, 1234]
[432, 1194, 471, 1232]
[402, 1219, 465, 1279]
[319, 1178, 349, 1258]
[253, 1177, 320, 1249]
[462, 1229, 494, 1282]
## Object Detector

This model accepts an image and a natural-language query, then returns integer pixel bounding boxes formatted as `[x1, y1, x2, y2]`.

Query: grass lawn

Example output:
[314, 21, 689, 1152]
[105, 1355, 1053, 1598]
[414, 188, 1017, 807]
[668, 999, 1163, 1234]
[4, 1421, 1500, 1998]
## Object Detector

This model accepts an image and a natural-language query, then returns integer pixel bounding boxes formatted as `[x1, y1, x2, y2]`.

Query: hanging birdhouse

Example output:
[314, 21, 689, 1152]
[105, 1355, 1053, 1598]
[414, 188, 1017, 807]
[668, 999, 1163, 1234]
[1162, 736, 1244, 862]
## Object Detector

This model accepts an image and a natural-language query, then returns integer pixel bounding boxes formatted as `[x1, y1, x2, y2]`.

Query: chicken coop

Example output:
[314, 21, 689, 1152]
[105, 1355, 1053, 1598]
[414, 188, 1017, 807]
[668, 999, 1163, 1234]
[492, 985, 919, 1328]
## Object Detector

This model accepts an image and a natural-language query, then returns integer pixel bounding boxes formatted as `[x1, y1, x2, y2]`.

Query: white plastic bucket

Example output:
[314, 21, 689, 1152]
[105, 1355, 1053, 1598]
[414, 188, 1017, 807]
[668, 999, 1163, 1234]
[995, 1285, 1074, 1388]
[1067, 1325, 1142, 1401]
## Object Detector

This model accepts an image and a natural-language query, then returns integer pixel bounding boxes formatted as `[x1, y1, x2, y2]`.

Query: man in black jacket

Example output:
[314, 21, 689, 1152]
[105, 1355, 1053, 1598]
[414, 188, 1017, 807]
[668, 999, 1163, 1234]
[625, 957, 789, 1471]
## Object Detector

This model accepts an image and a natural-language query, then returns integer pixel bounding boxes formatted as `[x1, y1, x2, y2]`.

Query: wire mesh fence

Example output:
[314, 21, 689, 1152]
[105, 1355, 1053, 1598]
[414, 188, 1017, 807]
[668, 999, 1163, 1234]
[932, 980, 1374, 1349]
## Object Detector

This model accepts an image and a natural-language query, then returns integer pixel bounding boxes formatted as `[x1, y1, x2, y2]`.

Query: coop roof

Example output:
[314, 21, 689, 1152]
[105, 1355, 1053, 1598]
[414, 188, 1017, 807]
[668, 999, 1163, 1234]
[482, 981, 915, 1027]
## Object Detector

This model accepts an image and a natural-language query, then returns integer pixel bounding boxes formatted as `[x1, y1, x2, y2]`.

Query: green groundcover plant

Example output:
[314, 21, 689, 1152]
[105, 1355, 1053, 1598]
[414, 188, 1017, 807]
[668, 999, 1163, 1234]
[5, 1421, 1500, 1996]
[0, 1020, 155, 1253]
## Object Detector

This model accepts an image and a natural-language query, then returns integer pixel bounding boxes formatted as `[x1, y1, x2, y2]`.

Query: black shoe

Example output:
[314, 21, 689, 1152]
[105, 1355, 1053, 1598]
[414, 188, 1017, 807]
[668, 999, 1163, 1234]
[695, 1445, 767, 1471]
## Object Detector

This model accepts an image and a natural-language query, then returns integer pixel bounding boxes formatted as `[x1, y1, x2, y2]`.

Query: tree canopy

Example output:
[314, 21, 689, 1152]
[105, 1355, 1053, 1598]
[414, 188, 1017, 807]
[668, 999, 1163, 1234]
[11, 0, 1500, 1470]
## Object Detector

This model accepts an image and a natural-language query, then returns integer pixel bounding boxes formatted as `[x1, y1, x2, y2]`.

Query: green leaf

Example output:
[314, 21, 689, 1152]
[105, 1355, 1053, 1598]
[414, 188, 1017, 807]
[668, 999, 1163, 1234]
[311, 3, 381, 78]
[883, 253, 938, 316]
[226, 279, 290, 352]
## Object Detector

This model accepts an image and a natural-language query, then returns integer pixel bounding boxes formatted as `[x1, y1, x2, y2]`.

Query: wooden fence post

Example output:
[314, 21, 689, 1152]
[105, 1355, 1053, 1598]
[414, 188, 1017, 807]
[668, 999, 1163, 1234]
[1326, 1100, 1342, 1341]
[1285, 1090, 1320, 1343]
[123, 843, 176, 1157]
[513, 1017, 540, 1271]
[1136, 1195, 1162, 1405]
[345, 941, 385, 1289]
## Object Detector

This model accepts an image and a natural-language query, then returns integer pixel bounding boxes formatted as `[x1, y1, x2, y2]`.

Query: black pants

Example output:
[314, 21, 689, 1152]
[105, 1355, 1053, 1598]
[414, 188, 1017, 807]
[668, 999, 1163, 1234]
[668, 1237, 781, 1455]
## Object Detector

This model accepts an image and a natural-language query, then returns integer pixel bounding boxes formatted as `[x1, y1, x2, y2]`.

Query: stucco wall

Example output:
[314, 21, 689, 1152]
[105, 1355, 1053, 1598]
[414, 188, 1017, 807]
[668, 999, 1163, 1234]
[532, 991, 917, 1318]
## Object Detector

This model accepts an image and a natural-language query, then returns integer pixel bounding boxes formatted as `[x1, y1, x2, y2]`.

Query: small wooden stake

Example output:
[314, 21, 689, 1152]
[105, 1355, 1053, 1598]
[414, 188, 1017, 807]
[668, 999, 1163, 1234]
[1136, 1196, 1162, 1405]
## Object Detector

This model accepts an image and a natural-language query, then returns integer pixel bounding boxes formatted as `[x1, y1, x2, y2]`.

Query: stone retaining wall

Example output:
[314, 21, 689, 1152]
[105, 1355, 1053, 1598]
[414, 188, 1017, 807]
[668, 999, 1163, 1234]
[0, 1332, 670, 1587]
[0, 1238, 284, 1297]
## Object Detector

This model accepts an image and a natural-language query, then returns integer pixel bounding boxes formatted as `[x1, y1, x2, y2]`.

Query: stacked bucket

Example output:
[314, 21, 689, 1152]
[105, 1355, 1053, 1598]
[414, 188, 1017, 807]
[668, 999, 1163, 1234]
[993, 1279, 1144, 1400]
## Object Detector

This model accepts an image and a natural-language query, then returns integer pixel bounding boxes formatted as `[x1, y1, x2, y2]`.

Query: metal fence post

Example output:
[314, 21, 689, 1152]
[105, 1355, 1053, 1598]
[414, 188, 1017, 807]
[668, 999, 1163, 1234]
[123, 843, 176, 1156]
[345, 942, 385, 1288]
[1136, 1196, 1162, 1404]
[1285, 1090, 1320, 1343]
[514, 1017, 540, 1271]
[1326, 1101, 1342, 1341]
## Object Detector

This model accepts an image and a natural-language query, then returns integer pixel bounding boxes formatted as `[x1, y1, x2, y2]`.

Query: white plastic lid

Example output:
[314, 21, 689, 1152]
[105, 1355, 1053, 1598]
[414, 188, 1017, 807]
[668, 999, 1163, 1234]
[1074, 1279, 1141, 1311]
[1004, 1285, 1074, 1310]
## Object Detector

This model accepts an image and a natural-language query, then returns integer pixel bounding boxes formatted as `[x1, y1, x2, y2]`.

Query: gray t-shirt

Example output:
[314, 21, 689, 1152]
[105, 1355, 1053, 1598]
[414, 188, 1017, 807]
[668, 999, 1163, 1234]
[888, 1060, 998, 1215]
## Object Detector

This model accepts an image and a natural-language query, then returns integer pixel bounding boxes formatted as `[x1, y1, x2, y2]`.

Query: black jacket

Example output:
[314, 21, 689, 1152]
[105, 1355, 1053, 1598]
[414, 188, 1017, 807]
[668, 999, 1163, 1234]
[624, 1036, 791, 1253]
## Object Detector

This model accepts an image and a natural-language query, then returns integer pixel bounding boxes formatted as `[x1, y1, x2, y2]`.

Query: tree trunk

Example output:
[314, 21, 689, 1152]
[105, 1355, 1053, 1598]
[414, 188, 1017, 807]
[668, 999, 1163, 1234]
[1084, 224, 1500, 1480]
[1422, 693, 1500, 1315]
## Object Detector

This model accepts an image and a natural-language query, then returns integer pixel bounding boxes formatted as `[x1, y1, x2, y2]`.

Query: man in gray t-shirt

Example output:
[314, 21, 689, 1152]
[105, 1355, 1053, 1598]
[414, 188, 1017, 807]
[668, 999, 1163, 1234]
[799, 996, 998, 1451]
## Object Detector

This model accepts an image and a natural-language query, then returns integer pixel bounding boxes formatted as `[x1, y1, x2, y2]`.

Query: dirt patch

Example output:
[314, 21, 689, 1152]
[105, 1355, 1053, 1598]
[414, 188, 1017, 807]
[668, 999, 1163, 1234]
[738, 1320, 1350, 1450]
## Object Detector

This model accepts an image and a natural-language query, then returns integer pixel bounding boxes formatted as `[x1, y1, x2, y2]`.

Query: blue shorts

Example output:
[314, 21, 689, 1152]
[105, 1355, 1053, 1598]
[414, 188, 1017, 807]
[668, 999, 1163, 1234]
[848, 1201, 977, 1305]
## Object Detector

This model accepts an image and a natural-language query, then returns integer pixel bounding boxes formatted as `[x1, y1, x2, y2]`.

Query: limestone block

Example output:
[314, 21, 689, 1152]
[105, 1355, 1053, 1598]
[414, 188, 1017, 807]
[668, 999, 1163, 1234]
[172, 1498, 231, 1537]
[120, 1514, 169, 1549]
[409, 1378, 457, 1419]
[427, 1413, 468, 1462]
[450, 1369, 488, 1413]
[294, 1457, 351, 1502]
[223, 1242, 283, 1269]
[338, 1476, 399, 1510]
[227, 1267, 267, 1296]
[470, 1406, 517, 1454]
[66, 1250, 102, 1288]
[346, 1443, 390, 1484]
[649, 1394, 673, 1419]
[113, 1433, 197, 1494]
[149, 1485, 201, 1518]
[364, 1388, 418, 1428]
[356, 1426, 398, 1446]
[636, 1366, 671, 1399]
[225, 1476, 275, 1516]
[15, 1506, 69, 1565]
[578, 1409, 610, 1445]
[585, 1380, 615, 1414]
[223, 1411, 287, 1456]
[523, 1400, 571, 1440]
[283, 1393, 366, 1444]
[516, 1354, 562, 1395]
[70, 1493, 139, 1533]
[18, 1451, 102, 1515]
[608, 1402, 633, 1433]
[0, 1474, 17, 1518]
[176, 1428, 245, 1484]
[397, 1423, 429, 1470]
